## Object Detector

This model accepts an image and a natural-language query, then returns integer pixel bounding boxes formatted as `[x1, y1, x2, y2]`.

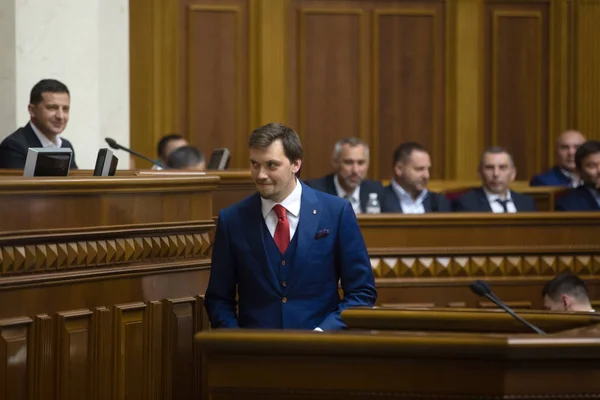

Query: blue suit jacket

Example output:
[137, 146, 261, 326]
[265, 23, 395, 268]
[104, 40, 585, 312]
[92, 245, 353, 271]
[305, 174, 384, 213]
[379, 185, 451, 213]
[452, 188, 537, 212]
[555, 186, 600, 211]
[530, 166, 572, 187]
[204, 181, 377, 331]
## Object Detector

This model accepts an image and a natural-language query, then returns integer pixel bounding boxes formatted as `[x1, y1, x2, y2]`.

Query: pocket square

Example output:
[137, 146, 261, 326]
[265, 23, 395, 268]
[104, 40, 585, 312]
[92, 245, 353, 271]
[314, 229, 329, 239]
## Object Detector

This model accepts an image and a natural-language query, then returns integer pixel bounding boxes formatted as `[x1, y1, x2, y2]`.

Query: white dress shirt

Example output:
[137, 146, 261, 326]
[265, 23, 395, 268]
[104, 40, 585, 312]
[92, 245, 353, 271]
[30, 122, 62, 148]
[483, 188, 517, 213]
[390, 180, 427, 214]
[260, 178, 302, 239]
[333, 174, 362, 214]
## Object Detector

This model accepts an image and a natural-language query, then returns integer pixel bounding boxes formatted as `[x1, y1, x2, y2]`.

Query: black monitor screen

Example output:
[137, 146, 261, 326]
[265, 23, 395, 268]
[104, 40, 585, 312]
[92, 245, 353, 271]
[33, 153, 71, 176]
[93, 148, 119, 176]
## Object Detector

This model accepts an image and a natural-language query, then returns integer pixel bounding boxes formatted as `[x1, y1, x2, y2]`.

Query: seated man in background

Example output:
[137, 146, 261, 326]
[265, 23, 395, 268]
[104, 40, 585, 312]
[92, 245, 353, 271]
[530, 130, 586, 187]
[452, 146, 536, 212]
[0, 79, 78, 169]
[154, 133, 188, 169]
[555, 140, 600, 211]
[380, 142, 450, 213]
[305, 137, 383, 213]
[166, 145, 206, 170]
[542, 273, 594, 312]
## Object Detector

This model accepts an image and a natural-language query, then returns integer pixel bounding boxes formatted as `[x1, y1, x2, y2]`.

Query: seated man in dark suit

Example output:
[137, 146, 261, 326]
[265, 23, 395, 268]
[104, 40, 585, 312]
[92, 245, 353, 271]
[542, 273, 594, 312]
[453, 146, 536, 213]
[0, 79, 77, 169]
[380, 142, 450, 213]
[555, 140, 600, 211]
[153, 133, 188, 170]
[305, 137, 383, 213]
[530, 130, 585, 187]
[166, 145, 206, 170]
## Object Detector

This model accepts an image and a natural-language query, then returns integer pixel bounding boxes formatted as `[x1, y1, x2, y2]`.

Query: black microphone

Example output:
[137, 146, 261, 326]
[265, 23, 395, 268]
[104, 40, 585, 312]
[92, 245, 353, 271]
[105, 138, 166, 169]
[469, 280, 546, 335]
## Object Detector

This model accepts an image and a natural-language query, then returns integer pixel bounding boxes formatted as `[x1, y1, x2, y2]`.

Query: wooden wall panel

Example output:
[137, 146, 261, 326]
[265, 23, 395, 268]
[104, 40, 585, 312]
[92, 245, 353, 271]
[574, 0, 600, 140]
[180, 0, 250, 168]
[288, 1, 367, 179]
[374, 2, 446, 179]
[484, 1, 550, 180]
[0, 318, 31, 400]
[56, 310, 93, 400]
[287, 0, 446, 180]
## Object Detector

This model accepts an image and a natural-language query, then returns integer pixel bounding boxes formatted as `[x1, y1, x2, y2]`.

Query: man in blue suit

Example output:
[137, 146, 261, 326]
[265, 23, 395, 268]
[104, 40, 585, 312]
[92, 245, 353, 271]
[556, 140, 600, 211]
[205, 123, 377, 330]
[530, 130, 586, 187]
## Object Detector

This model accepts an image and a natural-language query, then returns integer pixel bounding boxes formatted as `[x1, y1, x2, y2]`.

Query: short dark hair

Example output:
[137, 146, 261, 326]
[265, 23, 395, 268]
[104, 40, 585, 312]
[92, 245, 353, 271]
[479, 146, 515, 168]
[333, 137, 369, 159]
[575, 140, 600, 170]
[392, 142, 427, 165]
[249, 122, 303, 162]
[30, 79, 70, 105]
[166, 145, 205, 169]
[157, 133, 186, 159]
[542, 273, 590, 302]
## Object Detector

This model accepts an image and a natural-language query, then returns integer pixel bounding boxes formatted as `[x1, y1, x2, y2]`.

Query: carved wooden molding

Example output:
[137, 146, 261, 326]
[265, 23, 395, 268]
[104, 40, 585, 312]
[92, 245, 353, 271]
[371, 254, 600, 278]
[209, 388, 600, 399]
[0, 222, 214, 277]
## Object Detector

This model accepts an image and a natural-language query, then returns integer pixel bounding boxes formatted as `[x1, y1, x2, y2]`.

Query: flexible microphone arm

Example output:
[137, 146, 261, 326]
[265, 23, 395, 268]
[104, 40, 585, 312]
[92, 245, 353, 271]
[105, 138, 166, 169]
[469, 281, 546, 335]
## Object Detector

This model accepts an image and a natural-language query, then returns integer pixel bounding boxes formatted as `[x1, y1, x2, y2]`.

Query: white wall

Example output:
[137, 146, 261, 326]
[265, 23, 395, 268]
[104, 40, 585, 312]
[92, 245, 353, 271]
[0, 0, 130, 168]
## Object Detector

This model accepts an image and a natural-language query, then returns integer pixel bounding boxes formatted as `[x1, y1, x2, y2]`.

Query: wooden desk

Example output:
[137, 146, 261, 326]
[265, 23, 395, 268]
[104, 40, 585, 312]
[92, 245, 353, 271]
[0, 175, 218, 230]
[0, 176, 217, 400]
[341, 307, 600, 333]
[358, 213, 600, 309]
[137, 169, 255, 216]
[196, 327, 600, 399]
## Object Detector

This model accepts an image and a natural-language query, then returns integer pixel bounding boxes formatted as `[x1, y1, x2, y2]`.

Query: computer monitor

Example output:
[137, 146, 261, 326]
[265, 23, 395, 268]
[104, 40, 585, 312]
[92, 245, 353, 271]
[93, 148, 119, 176]
[207, 148, 230, 170]
[23, 148, 72, 177]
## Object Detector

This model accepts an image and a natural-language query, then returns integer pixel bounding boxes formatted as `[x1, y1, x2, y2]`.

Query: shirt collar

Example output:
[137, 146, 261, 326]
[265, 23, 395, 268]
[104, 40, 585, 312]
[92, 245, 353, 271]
[30, 122, 62, 148]
[559, 167, 581, 186]
[390, 179, 428, 204]
[482, 186, 512, 203]
[260, 178, 303, 219]
[333, 174, 360, 202]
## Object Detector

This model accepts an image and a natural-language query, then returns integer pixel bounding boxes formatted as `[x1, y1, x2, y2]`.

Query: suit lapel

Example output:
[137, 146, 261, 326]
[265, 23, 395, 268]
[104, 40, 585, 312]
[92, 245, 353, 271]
[24, 123, 43, 148]
[383, 185, 403, 213]
[243, 194, 280, 292]
[423, 193, 432, 212]
[476, 188, 493, 212]
[511, 191, 522, 211]
[324, 174, 337, 196]
[289, 183, 321, 290]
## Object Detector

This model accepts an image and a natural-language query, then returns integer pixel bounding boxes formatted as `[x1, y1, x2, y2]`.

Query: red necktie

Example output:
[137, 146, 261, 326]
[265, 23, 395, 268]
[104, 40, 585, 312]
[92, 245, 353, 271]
[272, 204, 290, 254]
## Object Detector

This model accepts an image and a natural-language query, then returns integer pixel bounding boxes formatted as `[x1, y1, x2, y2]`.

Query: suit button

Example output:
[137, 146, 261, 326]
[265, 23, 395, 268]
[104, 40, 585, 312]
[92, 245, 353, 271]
[282, 297, 287, 303]
[282, 281, 287, 287]
[281, 260, 286, 266]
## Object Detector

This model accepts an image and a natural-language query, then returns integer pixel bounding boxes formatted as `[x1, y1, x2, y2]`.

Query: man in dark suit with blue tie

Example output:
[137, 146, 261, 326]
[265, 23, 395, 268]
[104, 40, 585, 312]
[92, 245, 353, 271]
[205, 123, 377, 331]
[530, 130, 585, 187]
[453, 146, 536, 213]
[380, 142, 451, 213]
[0, 79, 78, 169]
[305, 137, 383, 213]
[556, 140, 600, 211]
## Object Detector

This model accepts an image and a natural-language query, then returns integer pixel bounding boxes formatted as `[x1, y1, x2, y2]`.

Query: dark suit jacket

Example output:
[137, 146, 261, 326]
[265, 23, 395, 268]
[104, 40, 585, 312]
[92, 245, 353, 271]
[380, 184, 451, 213]
[555, 186, 600, 211]
[530, 166, 572, 186]
[0, 123, 78, 169]
[304, 174, 384, 213]
[452, 188, 537, 212]
[204, 182, 377, 330]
